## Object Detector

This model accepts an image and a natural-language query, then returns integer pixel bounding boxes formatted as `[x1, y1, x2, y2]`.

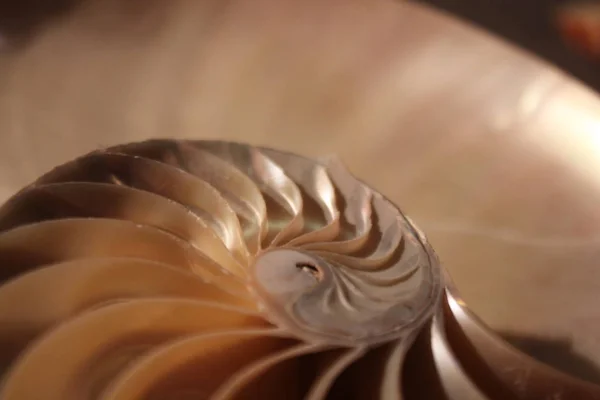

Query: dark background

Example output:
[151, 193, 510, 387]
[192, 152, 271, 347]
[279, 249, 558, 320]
[415, 0, 600, 91]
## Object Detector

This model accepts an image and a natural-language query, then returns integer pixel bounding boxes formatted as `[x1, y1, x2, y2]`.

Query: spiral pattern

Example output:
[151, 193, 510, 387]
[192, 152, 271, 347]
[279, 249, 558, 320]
[0, 139, 443, 399]
[1, 139, 598, 400]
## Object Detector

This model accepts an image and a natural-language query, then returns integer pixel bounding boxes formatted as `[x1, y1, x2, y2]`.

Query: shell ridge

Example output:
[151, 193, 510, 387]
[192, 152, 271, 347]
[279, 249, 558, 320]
[0, 140, 450, 399]
[99, 328, 295, 400]
[304, 346, 368, 400]
[208, 342, 329, 400]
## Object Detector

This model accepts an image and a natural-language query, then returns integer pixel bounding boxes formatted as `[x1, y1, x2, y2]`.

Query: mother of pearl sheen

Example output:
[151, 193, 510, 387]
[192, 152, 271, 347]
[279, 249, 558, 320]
[251, 248, 437, 346]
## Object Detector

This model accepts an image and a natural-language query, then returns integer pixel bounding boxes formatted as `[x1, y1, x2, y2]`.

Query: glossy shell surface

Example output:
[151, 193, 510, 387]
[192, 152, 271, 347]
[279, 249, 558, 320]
[0, 139, 598, 399]
[0, 139, 445, 399]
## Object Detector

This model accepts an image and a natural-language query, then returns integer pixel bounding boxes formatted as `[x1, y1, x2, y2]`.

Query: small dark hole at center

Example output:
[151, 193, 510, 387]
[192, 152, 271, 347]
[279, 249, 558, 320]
[295, 262, 321, 278]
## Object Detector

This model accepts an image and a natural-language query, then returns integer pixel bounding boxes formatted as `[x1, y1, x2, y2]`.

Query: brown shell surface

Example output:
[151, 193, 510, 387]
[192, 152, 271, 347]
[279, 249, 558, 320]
[0, 139, 597, 400]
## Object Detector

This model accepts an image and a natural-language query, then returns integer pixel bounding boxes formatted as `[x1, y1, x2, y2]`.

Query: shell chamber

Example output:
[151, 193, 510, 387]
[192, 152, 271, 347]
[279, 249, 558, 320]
[0, 139, 595, 400]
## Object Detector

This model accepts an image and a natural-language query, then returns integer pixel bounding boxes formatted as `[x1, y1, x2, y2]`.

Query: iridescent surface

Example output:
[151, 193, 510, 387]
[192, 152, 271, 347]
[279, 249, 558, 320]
[0, 0, 600, 395]
[1, 139, 599, 400]
[0, 140, 444, 398]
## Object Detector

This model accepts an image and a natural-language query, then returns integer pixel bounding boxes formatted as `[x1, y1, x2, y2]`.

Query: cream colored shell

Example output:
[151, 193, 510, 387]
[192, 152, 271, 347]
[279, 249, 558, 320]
[0, 139, 598, 399]
[0, 140, 442, 399]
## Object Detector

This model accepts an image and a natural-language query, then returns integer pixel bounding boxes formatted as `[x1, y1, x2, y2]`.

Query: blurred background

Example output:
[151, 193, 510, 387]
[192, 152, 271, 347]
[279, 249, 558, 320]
[417, 0, 600, 91]
[1, 0, 600, 90]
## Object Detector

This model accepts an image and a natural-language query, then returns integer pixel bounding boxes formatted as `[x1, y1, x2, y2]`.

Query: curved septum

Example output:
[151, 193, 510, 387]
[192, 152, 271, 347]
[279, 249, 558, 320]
[0, 139, 594, 400]
[251, 243, 440, 347]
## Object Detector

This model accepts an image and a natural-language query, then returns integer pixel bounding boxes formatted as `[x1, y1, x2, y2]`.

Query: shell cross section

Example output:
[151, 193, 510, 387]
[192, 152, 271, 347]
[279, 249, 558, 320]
[0, 139, 442, 400]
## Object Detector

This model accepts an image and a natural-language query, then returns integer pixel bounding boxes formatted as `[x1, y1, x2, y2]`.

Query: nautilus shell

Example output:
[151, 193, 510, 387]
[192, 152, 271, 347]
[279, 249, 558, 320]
[0, 139, 597, 400]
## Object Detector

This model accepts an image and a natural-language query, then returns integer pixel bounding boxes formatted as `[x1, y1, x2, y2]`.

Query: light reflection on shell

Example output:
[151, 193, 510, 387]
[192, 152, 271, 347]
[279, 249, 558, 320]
[0, 139, 597, 399]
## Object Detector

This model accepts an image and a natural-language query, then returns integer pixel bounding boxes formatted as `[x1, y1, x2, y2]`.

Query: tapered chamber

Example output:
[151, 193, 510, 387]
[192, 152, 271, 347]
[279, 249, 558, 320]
[0, 139, 595, 400]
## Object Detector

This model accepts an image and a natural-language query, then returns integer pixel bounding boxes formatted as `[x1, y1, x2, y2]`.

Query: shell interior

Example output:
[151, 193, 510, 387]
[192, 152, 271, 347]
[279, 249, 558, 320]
[0, 139, 594, 399]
